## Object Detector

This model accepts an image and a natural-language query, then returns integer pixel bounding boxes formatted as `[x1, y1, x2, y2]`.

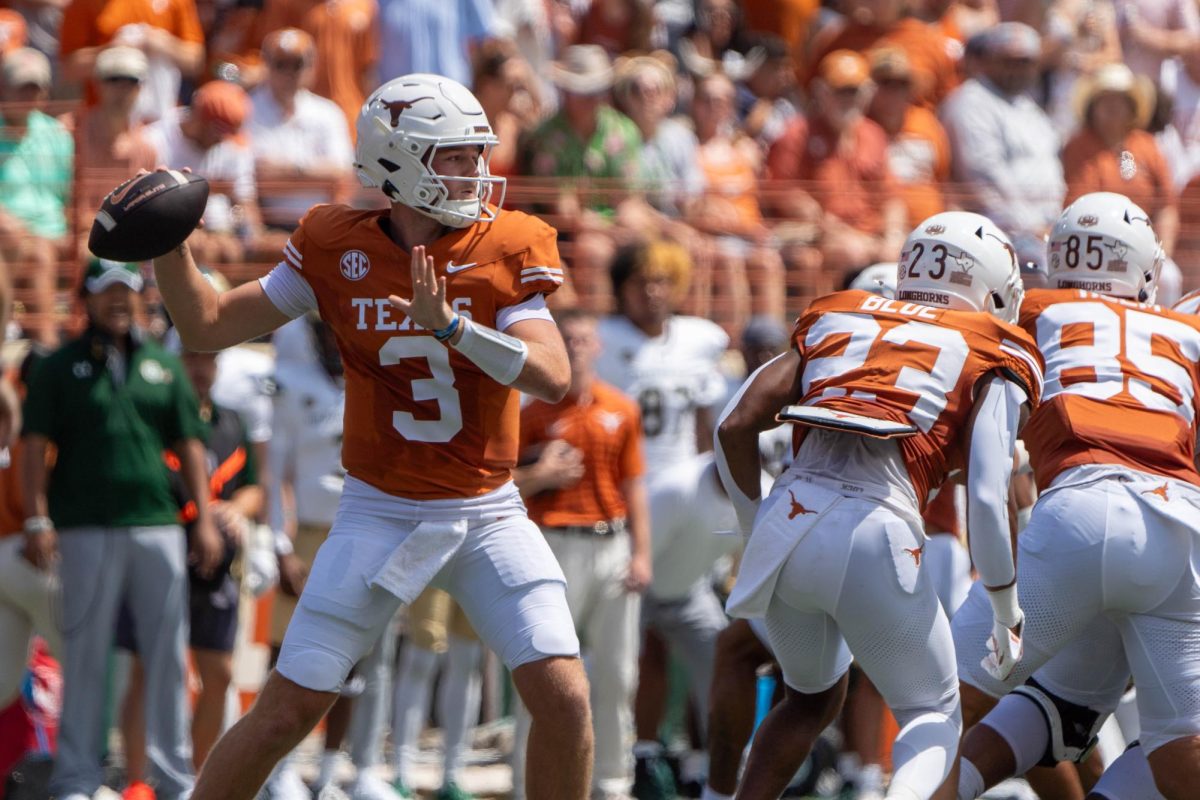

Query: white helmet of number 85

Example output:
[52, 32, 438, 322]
[896, 211, 1023, 323]
[355, 74, 506, 228]
[1047, 192, 1162, 302]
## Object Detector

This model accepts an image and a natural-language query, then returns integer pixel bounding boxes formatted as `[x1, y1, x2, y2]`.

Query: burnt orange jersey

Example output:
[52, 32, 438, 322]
[283, 204, 563, 499]
[1019, 288, 1200, 490]
[791, 290, 1043, 505]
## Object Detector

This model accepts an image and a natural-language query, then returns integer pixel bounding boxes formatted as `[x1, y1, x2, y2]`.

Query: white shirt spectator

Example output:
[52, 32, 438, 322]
[940, 76, 1065, 242]
[1115, 0, 1200, 80]
[249, 85, 353, 227]
[144, 108, 257, 234]
[212, 346, 275, 445]
[378, 0, 496, 85]
[1158, 56, 1200, 188]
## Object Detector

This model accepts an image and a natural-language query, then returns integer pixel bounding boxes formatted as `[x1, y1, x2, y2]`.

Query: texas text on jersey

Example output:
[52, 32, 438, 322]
[1020, 287, 1200, 490]
[281, 203, 563, 498]
[791, 289, 1044, 505]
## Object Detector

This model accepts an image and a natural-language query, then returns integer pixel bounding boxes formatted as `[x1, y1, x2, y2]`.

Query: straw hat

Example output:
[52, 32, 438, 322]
[550, 45, 614, 95]
[1073, 62, 1155, 129]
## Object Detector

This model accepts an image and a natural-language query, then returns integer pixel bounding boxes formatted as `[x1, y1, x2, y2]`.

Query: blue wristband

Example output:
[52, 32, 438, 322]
[433, 315, 461, 342]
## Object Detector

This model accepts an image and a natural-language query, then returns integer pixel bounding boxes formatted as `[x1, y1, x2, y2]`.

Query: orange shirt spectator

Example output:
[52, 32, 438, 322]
[251, 0, 379, 138]
[866, 47, 950, 226]
[59, 0, 205, 121]
[1062, 62, 1179, 255]
[740, 0, 819, 57]
[521, 379, 644, 529]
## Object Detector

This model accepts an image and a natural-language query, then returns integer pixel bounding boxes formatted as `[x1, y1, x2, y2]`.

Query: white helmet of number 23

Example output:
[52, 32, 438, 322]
[355, 74, 506, 228]
[1047, 191, 1163, 303]
[896, 211, 1024, 324]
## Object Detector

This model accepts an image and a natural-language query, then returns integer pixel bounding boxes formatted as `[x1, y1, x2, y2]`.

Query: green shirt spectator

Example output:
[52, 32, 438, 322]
[22, 261, 206, 528]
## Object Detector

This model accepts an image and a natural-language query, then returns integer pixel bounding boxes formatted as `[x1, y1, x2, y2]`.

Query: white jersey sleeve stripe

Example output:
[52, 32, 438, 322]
[521, 266, 563, 275]
[259, 262, 319, 319]
[521, 274, 563, 284]
[284, 240, 303, 267]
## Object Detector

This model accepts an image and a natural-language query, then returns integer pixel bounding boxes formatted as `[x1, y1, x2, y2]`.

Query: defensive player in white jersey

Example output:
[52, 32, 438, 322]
[952, 193, 1200, 799]
[593, 239, 732, 791]
[717, 211, 1043, 800]
[150, 74, 592, 800]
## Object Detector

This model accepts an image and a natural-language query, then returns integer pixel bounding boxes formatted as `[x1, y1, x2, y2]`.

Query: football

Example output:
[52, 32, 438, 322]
[88, 170, 209, 262]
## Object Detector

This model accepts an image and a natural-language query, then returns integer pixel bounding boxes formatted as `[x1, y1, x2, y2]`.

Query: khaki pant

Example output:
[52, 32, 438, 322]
[0, 536, 59, 704]
[270, 523, 328, 646]
[406, 586, 478, 652]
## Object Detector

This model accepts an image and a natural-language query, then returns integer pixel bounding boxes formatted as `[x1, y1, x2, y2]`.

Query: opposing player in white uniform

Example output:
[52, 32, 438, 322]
[594, 240, 731, 789]
[952, 193, 1200, 800]
[717, 212, 1042, 800]
[151, 74, 591, 800]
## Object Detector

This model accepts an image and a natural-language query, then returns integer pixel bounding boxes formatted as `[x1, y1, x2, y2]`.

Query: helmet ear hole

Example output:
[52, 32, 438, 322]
[377, 158, 402, 173]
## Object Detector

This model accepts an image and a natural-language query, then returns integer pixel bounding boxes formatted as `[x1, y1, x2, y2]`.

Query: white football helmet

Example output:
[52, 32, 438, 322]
[355, 74, 506, 228]
[1047, 192, 1162, 302]
[896, 211, 1023, 323]
[848, 262, 898, 298]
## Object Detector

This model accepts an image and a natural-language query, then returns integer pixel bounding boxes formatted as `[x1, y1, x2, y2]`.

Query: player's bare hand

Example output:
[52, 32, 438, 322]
[388, 245, 454, 332]
[624, 552, 652, 594]
[190, 516, 225, 579]
[0, 378, 21, 449]
[536, 439, 585, 489]
[982, 612, 1024, 682]
[278, 552, 309, 597]
[21, 529, 57, 571]
[211, 501, 248, 547]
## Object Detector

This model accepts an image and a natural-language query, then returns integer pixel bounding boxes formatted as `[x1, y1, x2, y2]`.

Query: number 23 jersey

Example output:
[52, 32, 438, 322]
[1019, 288, 1200, 490]
[281, 204, 563, 499]
[792, 290, 1044, 505]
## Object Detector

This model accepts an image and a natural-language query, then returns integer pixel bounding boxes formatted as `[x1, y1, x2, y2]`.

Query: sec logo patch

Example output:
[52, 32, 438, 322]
[340, 250, 371, 281]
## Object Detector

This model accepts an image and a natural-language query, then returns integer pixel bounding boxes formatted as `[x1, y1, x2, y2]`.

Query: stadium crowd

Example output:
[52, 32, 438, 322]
[0, 0, 1199, 798]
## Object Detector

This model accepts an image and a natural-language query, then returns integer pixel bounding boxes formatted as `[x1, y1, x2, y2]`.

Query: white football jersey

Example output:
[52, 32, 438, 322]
[268, 318, 345, 530]
[213, 345, 275, 444]
[596, 315, 729, 472]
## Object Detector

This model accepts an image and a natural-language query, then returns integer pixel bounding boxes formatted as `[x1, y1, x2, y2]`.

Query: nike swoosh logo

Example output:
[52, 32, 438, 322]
[446, 261, 481, 273]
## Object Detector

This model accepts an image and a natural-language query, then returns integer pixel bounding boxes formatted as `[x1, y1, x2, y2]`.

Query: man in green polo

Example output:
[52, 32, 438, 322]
[19, 257, 222, 800]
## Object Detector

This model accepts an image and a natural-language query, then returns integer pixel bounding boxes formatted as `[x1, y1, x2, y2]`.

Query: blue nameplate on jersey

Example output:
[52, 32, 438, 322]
[776, 405, 919, 439]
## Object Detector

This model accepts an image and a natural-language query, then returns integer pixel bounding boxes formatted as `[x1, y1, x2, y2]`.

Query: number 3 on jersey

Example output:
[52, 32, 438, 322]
[379, 337, 464, 442]
[802, 312, 970, 433]
[1035, 302, 1200, 423]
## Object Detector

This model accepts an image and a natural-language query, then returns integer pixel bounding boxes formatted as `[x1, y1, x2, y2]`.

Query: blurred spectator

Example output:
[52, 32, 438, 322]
[768, 50, 906, 276]
[1113, 0, 1200, 81]
[1062, 62, 1178, 255]
[940, 23, 1064, 260]
[71, 47, 158, 173]
[22, 257, 220, 800]
[678, 0, 753, 81]
[690, 71, 785, 321]
[58, 0, 205, 124]
[924, 0, 998, 42]
[204, 0, 273, 89]
[1042, 0, 1122, 136]
[251, 0, 379, 139]
[865, 47, 950, 227]
[806, 0, 960, 106]
[0, 48, 72, 347]
[489, 0, 554, 107]
[737, 34, 802, 148]
[249, 28, 352, 234]
[739, 0, 819, 61]
[471, 38, 544, 177]
[144, 79, 262, 263]
[119, 320, 263, 787]
[377, 0, 496, 86]
[1160, 49, 1200, 189]
[577, 0, 655, 56]
[0, 10, 28, 58]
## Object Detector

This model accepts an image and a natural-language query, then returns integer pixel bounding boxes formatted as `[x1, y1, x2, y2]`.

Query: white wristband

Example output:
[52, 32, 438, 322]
[450, 317, 529, 385]
[24, 516, 53, 534]
[273, 529, 294, 557]
[986, 583, 1022, 628]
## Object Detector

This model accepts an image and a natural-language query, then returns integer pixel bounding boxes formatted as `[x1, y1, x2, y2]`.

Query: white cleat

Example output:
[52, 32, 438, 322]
[349, 772, 409, 800]
[266, 765, 313, 800]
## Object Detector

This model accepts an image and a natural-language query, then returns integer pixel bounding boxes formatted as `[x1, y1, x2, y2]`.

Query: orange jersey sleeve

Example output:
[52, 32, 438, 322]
[288, 205, 564, 499]
[791, 290, 1043, 504]
[1019, 288, 1200, 490]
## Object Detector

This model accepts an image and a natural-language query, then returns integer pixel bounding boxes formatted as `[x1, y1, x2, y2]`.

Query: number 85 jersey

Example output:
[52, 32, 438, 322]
[1020, 288, 1200, 490]
[793, 290, 1044, 506]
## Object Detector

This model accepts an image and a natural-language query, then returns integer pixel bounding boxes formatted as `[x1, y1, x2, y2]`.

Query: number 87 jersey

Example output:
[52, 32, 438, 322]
[792, 289, 1044, 506]
[1020, 288, 1200, 490]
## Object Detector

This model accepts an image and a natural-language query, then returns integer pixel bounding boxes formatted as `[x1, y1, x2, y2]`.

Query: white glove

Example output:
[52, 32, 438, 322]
[981, 610, 1025, 682]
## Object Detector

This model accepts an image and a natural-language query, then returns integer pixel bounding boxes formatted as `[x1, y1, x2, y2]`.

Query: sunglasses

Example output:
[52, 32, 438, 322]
[101, 75, 142, 85]
[270, 59, 307, 72]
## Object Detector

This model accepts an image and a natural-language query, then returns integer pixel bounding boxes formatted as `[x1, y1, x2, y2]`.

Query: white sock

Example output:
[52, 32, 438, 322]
[317, 749, 342, 788]
[838, 752, 862, 781]
[700, 787, 733, 800]
[439, 635, 482, 783]
[633, 740, 663, 758]
[859, 763, 883, 792]
[392, 644, 441, 783]
[957, 758, 986, 800]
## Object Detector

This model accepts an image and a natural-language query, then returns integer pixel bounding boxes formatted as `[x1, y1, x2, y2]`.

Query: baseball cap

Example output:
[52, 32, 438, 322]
[0, 10, 28, 56]
[816, 50, 870, 90]
[984, 22, 1040, 59]
[95, 46, 148, 82]
[262, 27, 315, 62]
[191, 79, 250, 135]
[83, 257, 144, 293]
[869, 47, 913, 82]
[741, 315, 789, 350]
[3, 47, 50, 90]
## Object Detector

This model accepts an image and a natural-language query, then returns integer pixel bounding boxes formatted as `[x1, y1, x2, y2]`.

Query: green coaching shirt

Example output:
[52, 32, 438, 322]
[23, 329, 207, 529]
